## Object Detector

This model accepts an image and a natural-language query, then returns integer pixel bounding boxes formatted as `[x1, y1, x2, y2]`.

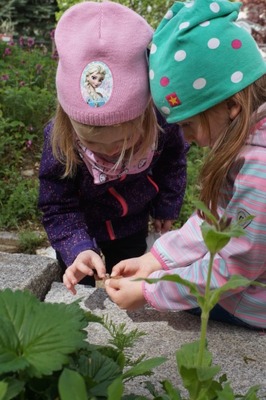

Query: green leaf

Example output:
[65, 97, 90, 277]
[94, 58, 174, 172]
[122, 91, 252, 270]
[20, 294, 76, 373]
[143, 275, 200, 299]
[176, 340, 221, 398]
[0, 289, 88, 377]
[194, 201, 218, 225]
[0, 378, 25, 400]
[209, 275, 266, 310]
[176, 340, 210, 369]
[241, 385, 261, 400]
[0, 316, 30, 373]
[197, 365, 221, 382]
[161, 380, 182, 399]
[0, 382, 7, 400]
[122, 357, 167, 379]
[107, 376, 123, 400]
[84, 311, 105, 325]
[216, 383, 235, 399]
[140, 275, 206, 313]
[59, 369, 87, 400]
[85, 350, 122, 397]
[201, 223, 231, 253]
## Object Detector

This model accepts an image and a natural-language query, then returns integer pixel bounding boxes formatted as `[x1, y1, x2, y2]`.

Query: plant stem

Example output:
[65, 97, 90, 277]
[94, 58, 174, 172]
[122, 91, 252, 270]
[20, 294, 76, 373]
[197, 252, 215, 367]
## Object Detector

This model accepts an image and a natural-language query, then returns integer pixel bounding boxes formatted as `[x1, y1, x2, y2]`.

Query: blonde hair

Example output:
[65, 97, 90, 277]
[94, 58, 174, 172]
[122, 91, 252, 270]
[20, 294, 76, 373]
[51, 100, 159, 177]
[85, 64, 106, 85]
[198, 74, 266, 219]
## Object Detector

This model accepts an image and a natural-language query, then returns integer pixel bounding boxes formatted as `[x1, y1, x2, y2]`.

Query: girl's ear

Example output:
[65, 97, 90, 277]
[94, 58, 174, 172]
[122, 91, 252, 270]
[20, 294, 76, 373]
[227, 98, 241, 120]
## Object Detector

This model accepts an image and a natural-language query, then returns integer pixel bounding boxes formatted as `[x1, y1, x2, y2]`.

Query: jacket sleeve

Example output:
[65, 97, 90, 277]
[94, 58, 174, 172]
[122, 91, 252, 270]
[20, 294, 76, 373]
[150, 110, 188, 220]
[144, 150, 266, 311]
[38, 122, 99, 266]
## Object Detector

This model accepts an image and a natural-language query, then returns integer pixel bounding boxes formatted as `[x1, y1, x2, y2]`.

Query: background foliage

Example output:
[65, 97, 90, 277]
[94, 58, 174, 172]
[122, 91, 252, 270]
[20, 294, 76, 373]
[1, 0, 264, 246]
[0, 0, 57, 43]
[55, 0, 172, 27]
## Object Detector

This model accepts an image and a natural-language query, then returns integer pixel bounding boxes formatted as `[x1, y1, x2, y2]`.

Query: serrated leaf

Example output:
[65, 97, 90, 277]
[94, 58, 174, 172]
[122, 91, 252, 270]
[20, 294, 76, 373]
[0, 316, 30, 373]
[0, 289, 88, 377]
[59, 369, 87, 400]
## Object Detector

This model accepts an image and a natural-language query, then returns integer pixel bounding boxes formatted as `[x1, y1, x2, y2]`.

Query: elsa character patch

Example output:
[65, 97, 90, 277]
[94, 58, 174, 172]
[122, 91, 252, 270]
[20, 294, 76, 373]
[80, 61, 113, 108]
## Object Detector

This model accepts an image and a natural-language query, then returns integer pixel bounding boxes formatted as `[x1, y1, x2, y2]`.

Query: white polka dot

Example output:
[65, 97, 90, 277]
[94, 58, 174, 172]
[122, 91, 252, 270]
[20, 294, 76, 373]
[208, 38, 220, 49]
[150, 43, 157, 54]
[179, 21, 190, 30]
[161, 107, 170, 115]
[231, 71, 243, 83]
[174, 50, 187, 61]
[200, 21, 210, 27]
[184, 1, 194, 7]
[149, 70, 154, 80]
[210, 2, 220, 13]
[164, 10, 173, 20]
[193, 78, 207, 89]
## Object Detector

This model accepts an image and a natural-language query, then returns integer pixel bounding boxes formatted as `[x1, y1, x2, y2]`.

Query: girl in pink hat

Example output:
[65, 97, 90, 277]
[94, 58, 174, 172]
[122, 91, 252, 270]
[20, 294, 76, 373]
[38, 1, 187, 288]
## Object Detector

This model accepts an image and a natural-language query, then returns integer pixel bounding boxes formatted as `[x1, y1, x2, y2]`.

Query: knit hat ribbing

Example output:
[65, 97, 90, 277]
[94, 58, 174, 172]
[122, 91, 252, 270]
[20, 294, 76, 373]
[55, 1, 153, 126]
[149, 0, 266, 123]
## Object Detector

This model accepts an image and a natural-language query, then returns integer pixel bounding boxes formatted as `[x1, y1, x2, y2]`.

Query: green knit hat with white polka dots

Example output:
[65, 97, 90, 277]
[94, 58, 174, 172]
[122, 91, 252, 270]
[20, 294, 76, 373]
[149, 0, 266, 123]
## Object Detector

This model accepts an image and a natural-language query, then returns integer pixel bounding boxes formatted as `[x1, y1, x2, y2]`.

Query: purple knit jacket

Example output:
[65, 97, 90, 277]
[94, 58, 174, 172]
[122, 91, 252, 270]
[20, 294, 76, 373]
[38, 112, 188, 266]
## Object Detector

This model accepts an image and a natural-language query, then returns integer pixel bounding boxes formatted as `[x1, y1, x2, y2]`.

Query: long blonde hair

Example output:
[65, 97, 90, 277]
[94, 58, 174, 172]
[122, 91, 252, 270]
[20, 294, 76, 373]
[198, 74, 266, 219]
[51, 100, 159, 177]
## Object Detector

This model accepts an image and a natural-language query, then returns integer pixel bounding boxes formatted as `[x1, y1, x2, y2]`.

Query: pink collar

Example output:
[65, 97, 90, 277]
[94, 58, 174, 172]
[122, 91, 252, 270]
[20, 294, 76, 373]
[77, 139, 156, 184]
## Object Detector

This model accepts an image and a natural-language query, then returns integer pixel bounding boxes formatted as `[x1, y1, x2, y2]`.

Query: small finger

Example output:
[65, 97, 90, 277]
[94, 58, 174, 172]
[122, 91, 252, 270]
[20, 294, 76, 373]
[64, 270, 78, 285]
[105, 277, 121, 289]
[63, 275, 77, 295]
[91, 257, 106, 279]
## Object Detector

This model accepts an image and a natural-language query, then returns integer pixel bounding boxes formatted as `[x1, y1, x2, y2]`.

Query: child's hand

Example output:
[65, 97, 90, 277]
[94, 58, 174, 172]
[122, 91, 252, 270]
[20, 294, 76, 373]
[111, 252, 161, 278]
[63, 250, 106, 295]
[105, 277, 146, 311]
[153, 218, 174, 234]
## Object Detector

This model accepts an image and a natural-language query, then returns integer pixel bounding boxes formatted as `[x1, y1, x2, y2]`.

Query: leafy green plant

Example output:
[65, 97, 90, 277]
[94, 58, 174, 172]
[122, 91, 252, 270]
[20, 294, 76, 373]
[0, 0, 57, 44]
[18, 230, 47, 254]
[1, 206, 265, 399]
[0, 38, 57, 230]
[0, 289, 165, 400]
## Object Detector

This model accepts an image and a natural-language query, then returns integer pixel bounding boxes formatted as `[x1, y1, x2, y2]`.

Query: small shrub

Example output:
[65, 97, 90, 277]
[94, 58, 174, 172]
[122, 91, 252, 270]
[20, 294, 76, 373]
[0, 38, 57, 230]
[0, 178, 41, 229]
[18, 230, 47, 254]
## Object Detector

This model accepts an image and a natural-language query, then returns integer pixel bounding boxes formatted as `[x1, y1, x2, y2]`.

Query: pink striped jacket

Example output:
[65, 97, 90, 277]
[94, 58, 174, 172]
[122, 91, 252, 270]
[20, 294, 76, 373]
[144, 117, 266, 328]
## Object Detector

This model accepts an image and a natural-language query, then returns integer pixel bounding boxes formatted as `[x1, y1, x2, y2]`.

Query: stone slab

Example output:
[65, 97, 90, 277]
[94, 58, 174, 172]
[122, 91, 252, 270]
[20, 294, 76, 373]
[45, 282, 266, 398]
[0, 252, 61, 300]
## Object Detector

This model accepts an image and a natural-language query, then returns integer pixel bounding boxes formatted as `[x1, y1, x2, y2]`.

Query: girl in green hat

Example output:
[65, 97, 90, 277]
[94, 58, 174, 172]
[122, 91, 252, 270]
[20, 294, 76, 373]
[104, 0, 266, 330]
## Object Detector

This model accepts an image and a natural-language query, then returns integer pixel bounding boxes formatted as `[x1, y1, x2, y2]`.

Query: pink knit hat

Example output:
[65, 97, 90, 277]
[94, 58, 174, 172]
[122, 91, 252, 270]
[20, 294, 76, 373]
[55, 1, 153, 126]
